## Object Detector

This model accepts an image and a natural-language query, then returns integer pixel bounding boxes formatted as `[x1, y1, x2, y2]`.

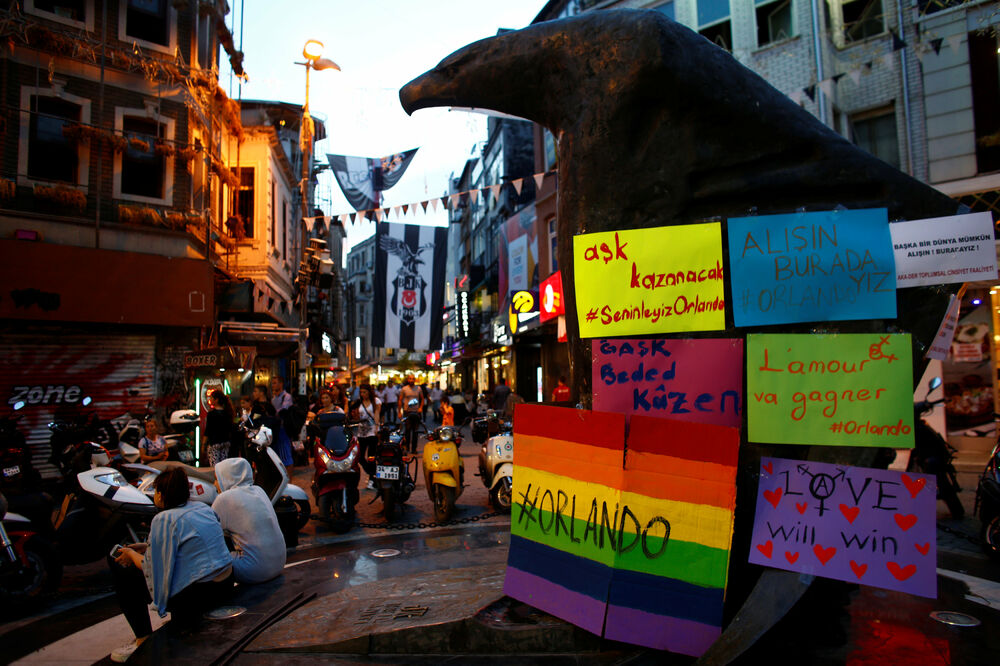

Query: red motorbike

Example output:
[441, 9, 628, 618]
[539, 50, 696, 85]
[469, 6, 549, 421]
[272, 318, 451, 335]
[311, 412, 361, 533]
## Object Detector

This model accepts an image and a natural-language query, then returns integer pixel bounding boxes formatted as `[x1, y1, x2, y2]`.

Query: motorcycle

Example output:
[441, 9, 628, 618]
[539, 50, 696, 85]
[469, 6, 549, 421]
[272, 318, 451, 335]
[423, 425, 464, 521]
[370, 424, 416, 522]
[0, 492, 61, 602]
[974, 435, 1000, 559]
[48, 413, 119, 477]
[911, 377, 965, 519]
[477, 412, 514, 512]
[312, 411, 361, 533]
[163, 409, 198, 463]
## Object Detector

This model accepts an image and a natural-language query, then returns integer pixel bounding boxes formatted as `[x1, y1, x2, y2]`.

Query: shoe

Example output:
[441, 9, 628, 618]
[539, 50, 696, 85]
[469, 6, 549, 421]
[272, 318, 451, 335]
[111, 637, 145, 663]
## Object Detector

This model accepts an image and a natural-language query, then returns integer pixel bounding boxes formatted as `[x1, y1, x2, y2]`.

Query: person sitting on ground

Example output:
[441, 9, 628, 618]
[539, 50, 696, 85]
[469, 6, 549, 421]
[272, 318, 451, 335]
[137, 417, 169, 463]
[212, 458, 286, 584]
[109, 467, 233, 662]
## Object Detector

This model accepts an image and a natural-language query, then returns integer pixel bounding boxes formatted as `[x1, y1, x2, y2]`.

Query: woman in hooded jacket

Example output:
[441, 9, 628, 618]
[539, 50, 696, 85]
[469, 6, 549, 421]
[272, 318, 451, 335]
[212, 458, 286, 583]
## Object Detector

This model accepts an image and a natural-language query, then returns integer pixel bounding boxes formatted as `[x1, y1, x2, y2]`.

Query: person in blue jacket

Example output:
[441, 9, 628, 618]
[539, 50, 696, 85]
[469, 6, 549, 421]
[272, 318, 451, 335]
[108, 468, 232, 662]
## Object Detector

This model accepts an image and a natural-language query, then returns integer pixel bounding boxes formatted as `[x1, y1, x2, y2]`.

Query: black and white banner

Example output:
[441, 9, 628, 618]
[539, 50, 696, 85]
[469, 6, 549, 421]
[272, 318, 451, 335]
[373, 222, 447, 351]
[327, 149, 418, 213]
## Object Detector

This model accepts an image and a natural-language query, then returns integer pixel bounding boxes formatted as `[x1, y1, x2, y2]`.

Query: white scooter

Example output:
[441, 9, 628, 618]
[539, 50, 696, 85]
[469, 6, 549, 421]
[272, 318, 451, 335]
[477, 413, 514, 512]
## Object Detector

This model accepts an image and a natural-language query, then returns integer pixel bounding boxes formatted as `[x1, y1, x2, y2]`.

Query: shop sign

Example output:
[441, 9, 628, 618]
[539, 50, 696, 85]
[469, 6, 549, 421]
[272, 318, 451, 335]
[508, 289, 540, 335]
[426, 351, 441, 366]
[493, 319, 512, 346]
[184, 346, 256, 371]
[540, 271, 565, 322]
[458, 290, 470, 338]
[322, 332, 333, 354]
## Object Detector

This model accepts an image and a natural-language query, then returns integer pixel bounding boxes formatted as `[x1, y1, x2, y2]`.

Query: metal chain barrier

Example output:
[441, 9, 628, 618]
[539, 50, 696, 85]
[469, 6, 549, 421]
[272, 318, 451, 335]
[936, 521, 984, 547]
[355, 510, 506, 531]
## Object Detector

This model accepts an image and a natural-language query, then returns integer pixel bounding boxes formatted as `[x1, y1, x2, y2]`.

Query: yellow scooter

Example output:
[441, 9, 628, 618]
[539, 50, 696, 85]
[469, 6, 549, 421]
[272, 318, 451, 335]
[422, 425, 464, 521]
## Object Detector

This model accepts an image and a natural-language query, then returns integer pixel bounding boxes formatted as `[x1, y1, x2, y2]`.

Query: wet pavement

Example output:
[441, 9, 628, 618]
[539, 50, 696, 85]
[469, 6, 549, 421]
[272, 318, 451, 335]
[2, 430, 998, 664]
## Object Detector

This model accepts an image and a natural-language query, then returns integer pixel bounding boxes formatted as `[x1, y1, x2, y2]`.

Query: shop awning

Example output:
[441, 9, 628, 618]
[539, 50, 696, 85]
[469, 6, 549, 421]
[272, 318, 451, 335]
[219, 322, 302, 357]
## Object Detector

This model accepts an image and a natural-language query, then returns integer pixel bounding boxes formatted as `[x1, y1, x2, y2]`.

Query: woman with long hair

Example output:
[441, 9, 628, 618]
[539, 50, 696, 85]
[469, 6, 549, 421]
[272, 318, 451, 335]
[355, 384, 381, 482]
[204, 390, 235, 466]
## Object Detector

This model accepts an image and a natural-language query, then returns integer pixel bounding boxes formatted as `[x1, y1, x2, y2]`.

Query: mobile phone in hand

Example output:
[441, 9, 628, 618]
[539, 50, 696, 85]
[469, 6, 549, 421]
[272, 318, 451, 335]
[110, 544, 124, 560]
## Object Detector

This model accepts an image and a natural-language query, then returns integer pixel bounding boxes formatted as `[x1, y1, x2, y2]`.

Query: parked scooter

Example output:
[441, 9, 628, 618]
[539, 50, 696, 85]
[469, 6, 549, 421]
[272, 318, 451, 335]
[163, 409, 198, 463]
[370, 424, 416, 522]
[477, 412, 513, 512]
[911, 377, 965, 518]
[975, 435, 1000, 559]
[312, 411, 361, 533]
[48, 413, 119, 476]
[0, 492, 61, 602]
[423, 425, 464, 521]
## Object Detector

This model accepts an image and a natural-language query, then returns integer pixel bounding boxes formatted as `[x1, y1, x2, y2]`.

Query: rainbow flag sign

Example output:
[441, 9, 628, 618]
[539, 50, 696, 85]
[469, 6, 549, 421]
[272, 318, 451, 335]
[504, 405, 739, 656]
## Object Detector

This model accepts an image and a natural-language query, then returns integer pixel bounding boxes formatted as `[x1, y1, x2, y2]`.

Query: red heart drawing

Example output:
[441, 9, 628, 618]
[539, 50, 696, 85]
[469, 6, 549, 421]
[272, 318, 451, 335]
[915, 542, 930, 556]
[887, 562, 917, 581]
[894, 514, 918, 531]
[813, 544, 836, 565]
[762, 461, 773, 475]
[763, 487, 783, 508]
[784, 551, 799, 564]
[900, 474, 926, 499]
[849, 560, 868, 579]
[756, 540, 773, 559]
[796, 502, 807, 514]
[839, 504, 860, 524]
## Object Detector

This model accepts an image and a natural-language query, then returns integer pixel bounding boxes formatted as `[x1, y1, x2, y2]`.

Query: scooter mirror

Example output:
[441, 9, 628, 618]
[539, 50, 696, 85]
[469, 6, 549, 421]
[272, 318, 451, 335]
[929, 376, 943, 391]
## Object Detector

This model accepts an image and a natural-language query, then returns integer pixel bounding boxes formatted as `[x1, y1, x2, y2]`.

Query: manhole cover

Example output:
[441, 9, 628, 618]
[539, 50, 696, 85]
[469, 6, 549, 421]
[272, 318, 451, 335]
[930, 611, 980, 627]
[371, 548, 401, 558]
[205, 606, 247, 620]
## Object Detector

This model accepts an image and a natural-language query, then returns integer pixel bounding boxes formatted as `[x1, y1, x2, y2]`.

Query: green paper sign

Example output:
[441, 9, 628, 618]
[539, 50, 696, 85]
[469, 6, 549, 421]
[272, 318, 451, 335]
[747, 333, 913, 447]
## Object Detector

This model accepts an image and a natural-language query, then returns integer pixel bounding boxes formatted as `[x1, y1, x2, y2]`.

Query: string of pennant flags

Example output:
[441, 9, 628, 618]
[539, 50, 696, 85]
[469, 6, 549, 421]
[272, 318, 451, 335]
[305, 168, 558, 232]
[786, 29, 964, 105]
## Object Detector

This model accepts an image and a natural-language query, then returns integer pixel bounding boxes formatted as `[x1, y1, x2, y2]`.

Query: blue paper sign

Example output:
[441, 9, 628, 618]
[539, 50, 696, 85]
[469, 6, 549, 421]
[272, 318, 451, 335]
[727, 209, 896, 327]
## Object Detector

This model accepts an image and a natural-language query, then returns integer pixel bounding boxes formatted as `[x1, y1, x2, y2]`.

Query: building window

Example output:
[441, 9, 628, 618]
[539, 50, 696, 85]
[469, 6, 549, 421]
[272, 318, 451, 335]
[828, 0, 884, 48]
[850, 108, 899, 169]
[120, 116, 166, 199]
[31, 0, 86, 21]
[697, 0, 732, 51]
[756, 0, 793, 48]
[548, 217, 558, 273]
[28, 95, 81, 183]
[234, 168, 255, 238]
[124, 0, 170, 48]
[543, 129, 557, 172]
[653, 1, 675, 21]
[915, 0, 964, 17]
[969, 31, 1000, 174]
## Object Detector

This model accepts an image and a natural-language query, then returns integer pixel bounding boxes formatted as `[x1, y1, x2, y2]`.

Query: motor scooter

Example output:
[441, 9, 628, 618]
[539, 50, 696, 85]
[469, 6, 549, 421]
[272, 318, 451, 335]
[312, 411, 361, 533]
[163, 409, 197, 463]
[0, 492, 61, 602]
[911, 377, 965, 518]
[477, 413, 513, 512]
[423, 425, 464, 521]
[370, 424, 416, 522]
[975, 436, 1000, 559]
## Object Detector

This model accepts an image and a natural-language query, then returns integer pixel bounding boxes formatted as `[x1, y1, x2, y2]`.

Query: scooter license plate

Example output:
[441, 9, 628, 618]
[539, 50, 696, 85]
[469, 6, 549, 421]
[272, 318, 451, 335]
[2, 465, 19, 477]
[375, 465, 400, 480]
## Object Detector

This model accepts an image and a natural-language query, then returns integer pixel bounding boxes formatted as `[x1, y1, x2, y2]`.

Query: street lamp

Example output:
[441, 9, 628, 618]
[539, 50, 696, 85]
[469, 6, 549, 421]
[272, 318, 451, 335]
[295, 40, 340, 391]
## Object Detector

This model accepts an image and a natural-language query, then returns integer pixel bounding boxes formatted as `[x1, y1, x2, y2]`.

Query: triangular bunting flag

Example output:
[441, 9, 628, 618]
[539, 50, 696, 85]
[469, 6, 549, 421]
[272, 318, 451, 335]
[402, 204, 409, 215]
[832, 73, 845, 83]
[421, 200, 429, 213]
[491, 184, 501, 202]
[930, 38, 943, 55]
[534, 173, 544, 190]
[375, 209, 383, 222]
[914, 48, 927, 63]
[383, 207, 390, 220]
[864, 60, 873, 70]
[818, 79, 834, 98]
[393, 206, 401, 218]
[431, 198, 439, 212]
[512, 178, 524, 195]
[470, 189, 479, 204]
[803, 85, 816, 102]
[350, 212, 357, 224]
[848, 68, 862, 85]
[449, 194, 459, 209]
[340, 214, 348, 226]
[890, 29, 907, 51]
[946, 34, 962, 54]
[788, 90, 803, 105]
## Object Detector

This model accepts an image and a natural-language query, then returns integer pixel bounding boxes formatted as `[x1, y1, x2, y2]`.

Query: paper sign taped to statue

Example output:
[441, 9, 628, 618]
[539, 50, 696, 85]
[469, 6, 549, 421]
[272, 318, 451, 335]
[891, 212, 997, 287]
[727, 209, 896, 327]
[592, 338, 743, 427]
[505, 405, 739, 656]
[573, 223, 725, 337]
[749, 457, 936, 598]
[747, 333, 913, 447]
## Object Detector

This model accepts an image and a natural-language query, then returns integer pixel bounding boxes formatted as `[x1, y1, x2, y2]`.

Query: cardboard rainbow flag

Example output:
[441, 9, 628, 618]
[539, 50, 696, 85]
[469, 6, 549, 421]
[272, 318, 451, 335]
[504, 405, 739, 656]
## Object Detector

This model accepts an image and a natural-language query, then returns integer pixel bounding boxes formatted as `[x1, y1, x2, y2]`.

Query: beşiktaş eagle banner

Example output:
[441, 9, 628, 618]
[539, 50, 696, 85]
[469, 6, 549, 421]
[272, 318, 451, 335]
[373, 222, 447, 351]
[327, 149, 418, 212]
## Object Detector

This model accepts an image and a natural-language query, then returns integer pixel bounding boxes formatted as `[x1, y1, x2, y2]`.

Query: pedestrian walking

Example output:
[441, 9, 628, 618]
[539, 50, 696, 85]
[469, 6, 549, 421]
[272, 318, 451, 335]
[383, 380, 399, 425]
[203, 390, 235, 467]
[430, 384, 443, 423]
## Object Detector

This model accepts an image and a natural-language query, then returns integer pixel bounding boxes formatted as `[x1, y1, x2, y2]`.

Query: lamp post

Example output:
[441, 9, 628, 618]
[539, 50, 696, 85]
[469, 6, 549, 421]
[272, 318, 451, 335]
[295, 40, 339, 392]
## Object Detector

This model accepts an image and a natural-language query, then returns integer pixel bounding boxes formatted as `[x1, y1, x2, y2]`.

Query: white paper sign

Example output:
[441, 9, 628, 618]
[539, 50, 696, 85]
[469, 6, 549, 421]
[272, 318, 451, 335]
[926, 294, 960, 360]
[892, 212, 997, 287]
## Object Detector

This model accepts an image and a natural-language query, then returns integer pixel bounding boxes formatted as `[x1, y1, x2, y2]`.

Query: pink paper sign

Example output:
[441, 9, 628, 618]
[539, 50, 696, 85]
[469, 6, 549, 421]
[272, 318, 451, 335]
[592, 338, 744, 427]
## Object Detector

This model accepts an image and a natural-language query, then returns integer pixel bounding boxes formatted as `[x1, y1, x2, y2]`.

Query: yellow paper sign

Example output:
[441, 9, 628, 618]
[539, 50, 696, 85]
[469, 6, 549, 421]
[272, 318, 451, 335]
[573, 223, 726, 337]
